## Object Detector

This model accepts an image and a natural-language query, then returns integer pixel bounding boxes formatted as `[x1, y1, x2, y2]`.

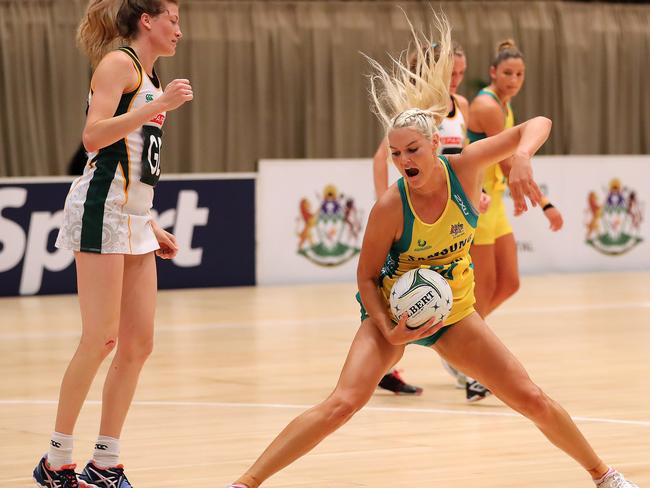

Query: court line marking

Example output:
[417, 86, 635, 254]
[492, 302, 650, 316]
[2, 399, 649, 427]
[0, 317, 356, 340]
[1, 301, 650, 341]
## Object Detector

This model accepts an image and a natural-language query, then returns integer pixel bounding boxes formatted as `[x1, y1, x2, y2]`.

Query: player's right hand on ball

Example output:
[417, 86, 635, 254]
[386, 313, 445, 346]
[159, 79, 193, 111]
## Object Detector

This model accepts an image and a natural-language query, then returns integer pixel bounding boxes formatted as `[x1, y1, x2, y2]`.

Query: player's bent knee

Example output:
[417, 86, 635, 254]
[326, 394, 367, 425]
[503, 275, 520, 297]
[118, 336, 154, 363]
[512, 385, 552, 421]
[102, 337, 118, 356]
[492, 272, 519, 300]
[79, 333, 118, 359]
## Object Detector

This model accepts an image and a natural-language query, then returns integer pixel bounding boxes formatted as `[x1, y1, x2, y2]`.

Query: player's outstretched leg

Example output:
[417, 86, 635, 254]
[228, 319, 405, 488]
[434, 312, 639, 487]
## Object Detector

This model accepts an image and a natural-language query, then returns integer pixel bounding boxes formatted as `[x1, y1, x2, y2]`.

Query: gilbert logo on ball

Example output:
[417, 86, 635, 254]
[389, 268, 453, 329]
[296, 184, 365, 267]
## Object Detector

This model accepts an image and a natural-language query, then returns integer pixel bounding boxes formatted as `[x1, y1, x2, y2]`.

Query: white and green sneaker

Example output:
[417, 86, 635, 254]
[597, 470, 639, 488]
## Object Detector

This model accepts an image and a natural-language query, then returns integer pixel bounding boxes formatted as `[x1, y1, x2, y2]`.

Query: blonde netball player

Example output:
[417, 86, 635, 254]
[373, 40, 469, 199]
[226, 14, 637, 488]
[372, 40, 470, 396]
[468, 40, 564, 321]
[373, 40, 487, 399]
[33, 1, 191, 487]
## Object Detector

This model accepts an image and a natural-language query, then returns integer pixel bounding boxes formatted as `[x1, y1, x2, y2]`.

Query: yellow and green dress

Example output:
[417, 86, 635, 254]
[357, 156, 479, 347]
[467, 87, 514, 245]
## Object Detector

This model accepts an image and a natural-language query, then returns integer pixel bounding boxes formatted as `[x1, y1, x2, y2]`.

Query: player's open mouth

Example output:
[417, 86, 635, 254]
[405, 168, 419, 177]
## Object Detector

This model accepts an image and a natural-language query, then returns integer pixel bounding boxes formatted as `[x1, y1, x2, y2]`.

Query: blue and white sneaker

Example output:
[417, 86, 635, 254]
[33, 455, 79, 488]
[78, 462, 132, 488]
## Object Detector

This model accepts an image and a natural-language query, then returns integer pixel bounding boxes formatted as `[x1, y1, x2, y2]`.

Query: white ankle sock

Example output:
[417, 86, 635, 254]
[92, 435, 120, 468]
[47, 432, 74, 470]
[595, 467, 615, 485]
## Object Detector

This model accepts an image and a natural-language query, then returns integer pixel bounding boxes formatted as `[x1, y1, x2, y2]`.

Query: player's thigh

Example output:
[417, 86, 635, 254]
[75, 252, 124, 338]
[494, 231, 518, 281]
[334, 319, 405, 402]
[119, 252, 157, 341]
[469, 243, 497, 309]
[433, 313, 533, 399]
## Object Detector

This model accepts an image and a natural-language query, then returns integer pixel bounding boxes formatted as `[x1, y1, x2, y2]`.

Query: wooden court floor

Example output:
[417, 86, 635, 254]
[1, 272, 649, 487]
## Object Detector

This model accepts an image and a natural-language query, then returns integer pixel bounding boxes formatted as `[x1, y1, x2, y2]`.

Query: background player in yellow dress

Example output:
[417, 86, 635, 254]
[226, 14, 638, 488]
[467, 40, 564, 321]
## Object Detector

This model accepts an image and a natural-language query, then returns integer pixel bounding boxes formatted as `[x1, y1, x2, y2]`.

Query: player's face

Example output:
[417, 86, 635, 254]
[449, 54, 466, 94]
[388, 127, 439, 188]
[149, 3, 182, 57]
[491, 57, 525, 98]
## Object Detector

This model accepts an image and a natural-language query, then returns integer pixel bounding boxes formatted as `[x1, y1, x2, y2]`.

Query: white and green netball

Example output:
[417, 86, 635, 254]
[389, 268, 453, 329]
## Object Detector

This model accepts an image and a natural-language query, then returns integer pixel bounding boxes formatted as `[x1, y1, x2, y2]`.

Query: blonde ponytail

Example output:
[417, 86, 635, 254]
[366, 10, 453, 139]
[77, 0, 176, 67]
[77, 0, 123, 67]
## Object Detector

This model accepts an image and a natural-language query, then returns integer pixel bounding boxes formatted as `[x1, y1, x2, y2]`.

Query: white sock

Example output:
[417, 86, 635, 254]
[47, 432, 73, 470]
[595, 467, 615, 485]
[92, 435, 120, 468]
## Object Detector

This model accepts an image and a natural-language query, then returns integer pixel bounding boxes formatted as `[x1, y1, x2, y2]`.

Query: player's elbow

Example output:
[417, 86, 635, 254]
[535, 116, 552, 131]
[82, 131, 99, 154]
[356, 272, 375, 290]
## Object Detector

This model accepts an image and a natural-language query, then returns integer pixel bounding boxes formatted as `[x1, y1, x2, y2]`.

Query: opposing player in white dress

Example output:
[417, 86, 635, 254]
[33, 1, 192, 487]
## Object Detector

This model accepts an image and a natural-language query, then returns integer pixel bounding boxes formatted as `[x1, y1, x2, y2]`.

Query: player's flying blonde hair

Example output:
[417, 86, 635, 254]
[366, 9, 454, 140]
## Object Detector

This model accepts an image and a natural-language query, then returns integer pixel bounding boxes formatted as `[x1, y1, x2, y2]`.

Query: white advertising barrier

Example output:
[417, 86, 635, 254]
[257, 156, 649, 285]
[257, 159, 376, 285]
[503, 155, 649, 273]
